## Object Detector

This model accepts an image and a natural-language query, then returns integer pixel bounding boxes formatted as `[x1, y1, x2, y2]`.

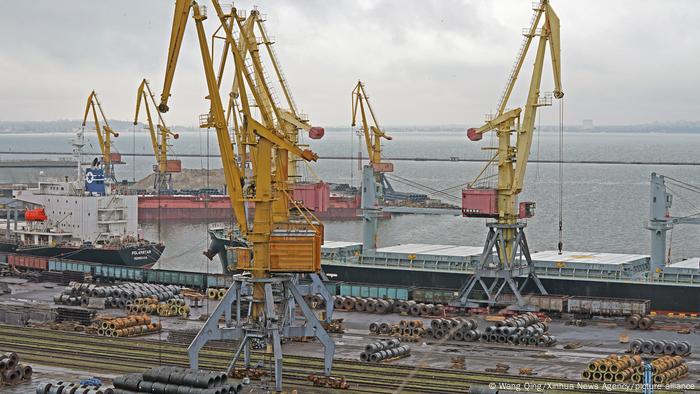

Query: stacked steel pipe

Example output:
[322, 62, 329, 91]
[645, 356, 689, 384]
[481, 313, 556, 347]
[112, 366, 241, 394]
[0, 352, 31, 387]
[37, 382, 111, 394]
[628, 338, 691, 356]
[55, 282, 182, 310]
[126, 297, 190, 318]
[360, 338, 411, 363]
[397, 300, 445, 317]
[425, 318, 480, 342]
[303, 293, 328, 309]
[625, 313, 655, 330]
[97, 315, 161, 337]
[206, 288, 227, 301]
[368, 320, 427, 340]
[582, 354, 643, 382]
[37, 382, 112, 394]
[333, 296, 399, 314]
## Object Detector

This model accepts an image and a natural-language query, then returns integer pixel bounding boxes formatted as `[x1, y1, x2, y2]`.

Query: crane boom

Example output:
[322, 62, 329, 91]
[351, 81, 392, 172]
[465, 0, 563, 220]
[81, 91, 119, 180]
[135, 78, 180, 190]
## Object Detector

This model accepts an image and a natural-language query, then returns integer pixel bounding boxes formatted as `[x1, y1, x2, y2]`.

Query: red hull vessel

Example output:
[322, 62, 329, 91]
[138, 182, 371, 221]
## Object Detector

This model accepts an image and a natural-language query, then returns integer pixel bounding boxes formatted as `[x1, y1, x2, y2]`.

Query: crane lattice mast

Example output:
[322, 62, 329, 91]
[453, 0, 563, 308]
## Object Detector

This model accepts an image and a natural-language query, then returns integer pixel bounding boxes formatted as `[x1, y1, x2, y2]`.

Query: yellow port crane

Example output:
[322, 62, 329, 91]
[210, 7, 324, 221]
[134, 78, 181, 191]
[351, 80, 393, 251]
[82, 91, 120, 181]
[454, 0, 563, 307]
[351, 80, 393, 173]
[156, 1, 334, 389]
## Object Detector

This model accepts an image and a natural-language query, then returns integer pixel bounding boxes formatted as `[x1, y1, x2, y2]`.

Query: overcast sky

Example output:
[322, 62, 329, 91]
[0, 1, 698, 127]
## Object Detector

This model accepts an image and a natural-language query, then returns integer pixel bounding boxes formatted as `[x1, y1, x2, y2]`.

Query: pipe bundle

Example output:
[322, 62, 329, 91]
[333, 296, 400, 314]
[360, 339, 410, 363]
[368, 320, 427, 340]
[97, 314, 161, 337]
[55, 282, 182, 310]
[206, 288, 228, 300]
[37, 382, 112, 394]
[126, 297, 190, 318]
[625, 313, 655, 330]
[0, 352, 31, 387]
[113, 366, 241, 394]
[481, 313, 556, 347]
[425, 318, 480, 342]
[582, 354, 643, 382]
[628, 338, 691, 356]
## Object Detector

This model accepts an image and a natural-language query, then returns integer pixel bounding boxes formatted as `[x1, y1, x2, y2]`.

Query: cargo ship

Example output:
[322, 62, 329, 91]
[204, 173, 700, 313]
[137, 182, 356, 221]
[0, 132, 164, 267]
[138, 181, 455, 221]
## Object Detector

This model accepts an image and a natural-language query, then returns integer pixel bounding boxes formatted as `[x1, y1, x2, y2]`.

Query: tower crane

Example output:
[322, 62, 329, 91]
[453, 0, 563, 308]
[134, 78, 181, 191]
[81, 91, 120, 181]
[156, 1, 334, 390]
[351, 80, 393, 251]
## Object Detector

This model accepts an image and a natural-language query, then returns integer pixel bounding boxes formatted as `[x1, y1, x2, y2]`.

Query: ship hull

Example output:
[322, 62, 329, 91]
[322, 264, 700, 313]
[0, 240, 18, 253]
[14, 244, 164, 267]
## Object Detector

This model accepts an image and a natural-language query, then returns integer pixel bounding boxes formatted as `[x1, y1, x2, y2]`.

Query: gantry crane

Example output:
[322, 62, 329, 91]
[157, 1, 334, 390]
[134, 78, 181, 191]
[81, 91, 120, 181]
[453, 0, 563, 308]
[351, 80, 393, 251]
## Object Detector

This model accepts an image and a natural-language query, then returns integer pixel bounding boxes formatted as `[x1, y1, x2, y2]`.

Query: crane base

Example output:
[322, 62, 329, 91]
[451, 222, 547, 308]
[187, 273, 335, 392]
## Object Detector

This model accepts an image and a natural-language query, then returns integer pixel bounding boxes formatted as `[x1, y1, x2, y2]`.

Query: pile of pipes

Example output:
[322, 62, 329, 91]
[582, 354, 642, 382]
[126, 297, 190, 318]
[97, 315, 161, 338]
[333, 296, 398, 314]
[368, 320, 427, 340]
[113, 366, 241, 394]
[426, 318, 480, 342]
[1, 352, 32, 387]
[628, 338, 691, 356]
[582, 354, 688, 384]
[360, 338, 411, 363]
[481, 313, 556, 347]
[303, 293, 328, 308]
[37, 382, 112, 394]
[625, 313, 655, 330]
[56, 307, 95, 325]
[206, 288, 227, 301]
[645, 356, 689, 384]
[55, 282, 182, 310]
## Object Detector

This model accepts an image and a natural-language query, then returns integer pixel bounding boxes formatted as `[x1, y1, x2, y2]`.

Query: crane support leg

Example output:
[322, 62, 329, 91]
[451, 222, 547, 309]
[188, 274, 334, 392]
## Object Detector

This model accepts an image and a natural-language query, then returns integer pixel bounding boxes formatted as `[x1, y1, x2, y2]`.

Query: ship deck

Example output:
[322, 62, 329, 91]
[322, 242, 700, 285]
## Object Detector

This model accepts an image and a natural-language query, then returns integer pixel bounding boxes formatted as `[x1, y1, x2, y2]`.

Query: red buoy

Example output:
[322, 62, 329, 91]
[25, 208, 47, 221]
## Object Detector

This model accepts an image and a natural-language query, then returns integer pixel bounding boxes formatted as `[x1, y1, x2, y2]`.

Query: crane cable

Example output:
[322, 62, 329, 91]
[557, 97, 564, 255]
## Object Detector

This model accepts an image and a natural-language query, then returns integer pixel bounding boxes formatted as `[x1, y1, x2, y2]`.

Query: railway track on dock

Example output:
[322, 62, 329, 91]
[0, 325, 681, 393]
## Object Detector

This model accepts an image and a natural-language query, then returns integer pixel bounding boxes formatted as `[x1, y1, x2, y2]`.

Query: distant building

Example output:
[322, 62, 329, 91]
[582, 119, 594, 130]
